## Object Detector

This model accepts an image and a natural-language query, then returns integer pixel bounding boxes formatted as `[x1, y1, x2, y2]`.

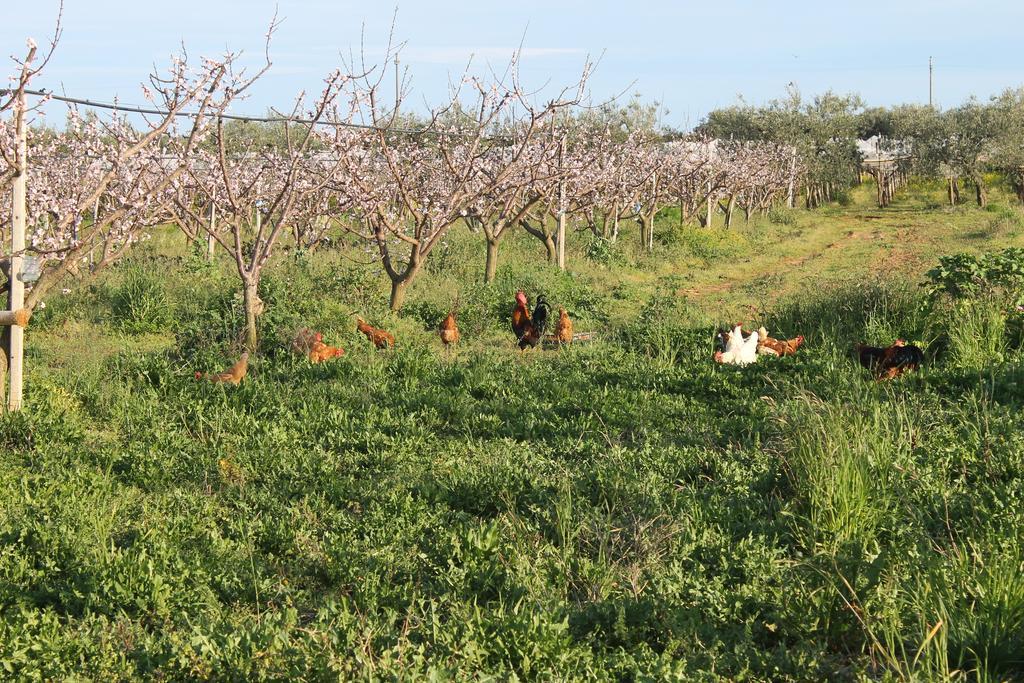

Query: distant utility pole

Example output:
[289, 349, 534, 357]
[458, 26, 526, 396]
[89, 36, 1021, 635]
[929, 56, 933, 108]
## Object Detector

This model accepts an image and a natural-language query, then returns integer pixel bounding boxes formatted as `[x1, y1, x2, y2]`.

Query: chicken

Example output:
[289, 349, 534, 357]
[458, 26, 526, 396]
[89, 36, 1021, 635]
[714, 324, 759, 366]
[877, 340, 924, 380]
[855, 342, 887, 371]
[550, 307, 573, 345]
[292, 327, 344, 363]
[357, 317, 395, 349]
[511, 290, 550, 350]
[714, 327, 731, 354]
[196, 352, 249, 385]
[292, 327, 323, 355]
[756, 326, 805, 357]
[309, 340, 345, 363]
[855, 340, 924, 380]
[439, 310, 460, 349]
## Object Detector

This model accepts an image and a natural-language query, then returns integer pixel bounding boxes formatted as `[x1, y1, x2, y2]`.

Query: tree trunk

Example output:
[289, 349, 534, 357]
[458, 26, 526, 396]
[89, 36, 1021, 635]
[1012, 176, 1024, 205]
[638, 216, 650, 251]
[543, 234, 556, 263]
[388, 260, 420, 312]
[242, 278, 260, 352]
[484, 238, 499, 283]
[520, 218, 557, 264]
[724, 195, 736, 228]
[948, 177, 961, 206]
[973, 173, 987, 208]
[390, 280, 406, 311]
[786, 149, 797, 208]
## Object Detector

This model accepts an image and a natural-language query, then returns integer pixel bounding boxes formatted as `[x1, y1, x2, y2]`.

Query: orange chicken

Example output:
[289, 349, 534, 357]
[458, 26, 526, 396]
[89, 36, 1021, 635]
[439, 310, 460, 348]
[196, 352, 250, 385]
[551, 307, 573, 345]
[357, 317, 395, 349]
[309, 340, 345, 363]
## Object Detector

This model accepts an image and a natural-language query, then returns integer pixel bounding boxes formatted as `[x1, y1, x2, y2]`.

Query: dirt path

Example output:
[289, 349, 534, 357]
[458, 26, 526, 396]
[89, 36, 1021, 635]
[662, 188, 1022, 315]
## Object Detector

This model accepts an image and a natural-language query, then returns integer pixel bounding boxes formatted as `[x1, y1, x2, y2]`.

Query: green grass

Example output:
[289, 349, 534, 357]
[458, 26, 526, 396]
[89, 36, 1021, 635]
[2, 180, 1024, 679]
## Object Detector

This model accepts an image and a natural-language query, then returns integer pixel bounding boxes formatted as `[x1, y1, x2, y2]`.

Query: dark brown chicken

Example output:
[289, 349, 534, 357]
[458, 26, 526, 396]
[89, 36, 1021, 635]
[856, 340, 924, 380]
[876, 340, 924, 380]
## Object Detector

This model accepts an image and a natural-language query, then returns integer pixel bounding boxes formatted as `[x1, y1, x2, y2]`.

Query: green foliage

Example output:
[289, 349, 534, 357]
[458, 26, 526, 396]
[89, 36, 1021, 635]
[768, 206, 797, 225]
[924, 247, 1024, 302]
[109, 264, 171, 333]
[940, 299, 1008, 367]
[583, 235, 625, 266]
[4, 194, 1024, 679]
[698, 88, 865, 195]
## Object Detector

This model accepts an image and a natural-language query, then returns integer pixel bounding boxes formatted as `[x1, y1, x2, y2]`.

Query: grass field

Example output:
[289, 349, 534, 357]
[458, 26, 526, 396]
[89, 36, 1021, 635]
[2, 179, 1024, 680]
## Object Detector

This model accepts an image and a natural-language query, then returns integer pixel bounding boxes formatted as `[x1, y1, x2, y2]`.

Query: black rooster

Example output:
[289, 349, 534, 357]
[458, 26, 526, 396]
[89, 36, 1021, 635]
[511, 291, 551, 349]
[856, 340, 924, 380]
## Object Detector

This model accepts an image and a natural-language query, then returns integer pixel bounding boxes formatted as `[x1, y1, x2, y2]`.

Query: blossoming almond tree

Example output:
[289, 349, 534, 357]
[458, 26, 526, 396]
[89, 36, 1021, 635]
[1, 34, 277, 312]
[718, 142, 797, 223]
[518, 131, 607, 260]
[616, 133, 677, 251]
[466, 134, 564, 283]
[331, 48, 591, 309]
[170, 70, 358, 350]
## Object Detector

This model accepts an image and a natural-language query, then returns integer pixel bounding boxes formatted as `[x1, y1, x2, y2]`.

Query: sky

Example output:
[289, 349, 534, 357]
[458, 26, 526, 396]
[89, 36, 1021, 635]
[5, 0, 1024, 130]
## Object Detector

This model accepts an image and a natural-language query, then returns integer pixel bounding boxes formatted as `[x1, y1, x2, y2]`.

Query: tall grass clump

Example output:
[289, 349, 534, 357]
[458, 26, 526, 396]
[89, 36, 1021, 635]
[768, 280, 929, 353]
[618, 278, 709, 366]
[780, 392, 907, 555]
[935, 299, 1008, 368]
[110, 264, 171, 333]
[768, 206, 797, 225]
[921, 247, 1024, 366]
[873, 538, 1024, 681]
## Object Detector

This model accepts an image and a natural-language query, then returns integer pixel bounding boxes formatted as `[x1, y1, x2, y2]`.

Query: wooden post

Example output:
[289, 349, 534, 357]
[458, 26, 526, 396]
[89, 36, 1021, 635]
[556, 135, 566, 271]
[8, 88, 28, 411]
[786, 147, 797, 208]
[706, 180, 713, 229]
[207, 190, 217, 260]
[648, 171, 657, 251]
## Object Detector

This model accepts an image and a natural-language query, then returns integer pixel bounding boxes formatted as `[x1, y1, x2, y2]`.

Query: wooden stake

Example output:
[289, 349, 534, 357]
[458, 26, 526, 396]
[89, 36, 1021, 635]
[557, 134, 566, 271]
[649, 171, 657, 251]
[786, 147, 797, 208]
[8, 88, 27, 411]
[207, 189, 217, 260]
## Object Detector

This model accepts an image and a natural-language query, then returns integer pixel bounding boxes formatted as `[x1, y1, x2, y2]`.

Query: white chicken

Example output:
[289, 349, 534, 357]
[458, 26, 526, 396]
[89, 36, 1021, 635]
[715, 324, 760, 366]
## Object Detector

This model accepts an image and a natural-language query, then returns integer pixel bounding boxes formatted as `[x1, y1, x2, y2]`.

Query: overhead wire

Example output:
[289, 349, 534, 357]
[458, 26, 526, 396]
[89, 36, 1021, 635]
[0, 87, 515, 140]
